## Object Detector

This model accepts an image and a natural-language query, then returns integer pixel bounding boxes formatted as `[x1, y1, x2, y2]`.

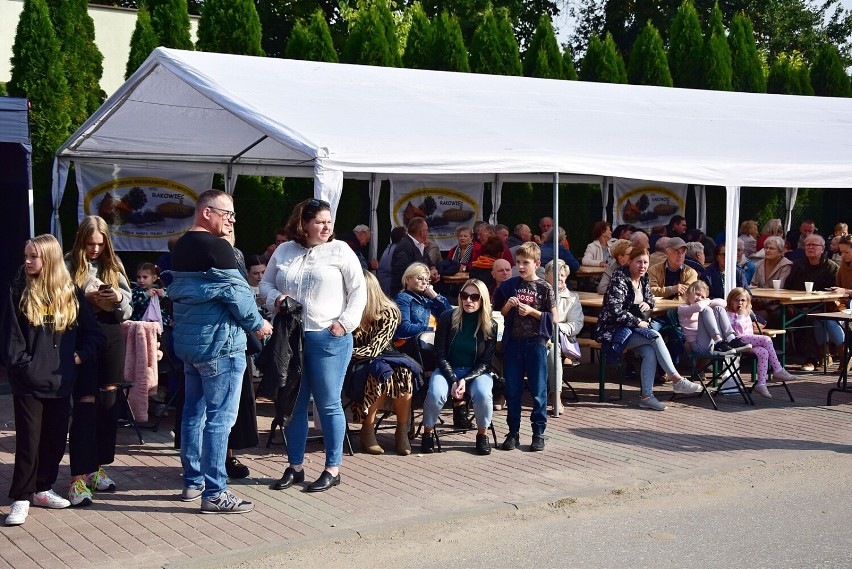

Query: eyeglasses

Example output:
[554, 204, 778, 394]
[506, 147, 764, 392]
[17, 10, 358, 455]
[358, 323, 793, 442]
[459, 292, 482, 302]
[805, 243, 824, 248]
[207, 206, 236, 220]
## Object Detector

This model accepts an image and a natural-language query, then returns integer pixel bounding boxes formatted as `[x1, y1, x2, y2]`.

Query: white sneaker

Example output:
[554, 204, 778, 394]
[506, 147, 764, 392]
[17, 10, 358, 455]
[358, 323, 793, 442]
[5, 501, 29, 525]
[773, 368, 799, 382]
[673, 378, 703, 394]
[68, 479, 93, 507]
[639, 396, 667, 411]
[32, 489, 70, 509]
[753, 384, 772, 399]
[86, 467, 116, 492]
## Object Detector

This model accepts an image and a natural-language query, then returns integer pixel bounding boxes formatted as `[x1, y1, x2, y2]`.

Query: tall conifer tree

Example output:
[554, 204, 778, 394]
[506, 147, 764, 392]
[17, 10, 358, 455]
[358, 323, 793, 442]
[810, 43, 851, 97]
[126, 6, 159, 79]
[627, 20, 672, 86]
[563, 46, 578, 80]
[703, 3, 732, 91]
[580, 33, 627, 83]
[286, 10, 338, 62]
[523, 14, 562, 79]
[728, 12, 766, 93]
[196, 0, 264, 55]
[431, 12, 469, 72]
[403, 2, 433, 69]
[152, 0, 193, 50]
[343, 3, 399, 67]
[470, 5, 521, 76]
[668, 1, 704, 89]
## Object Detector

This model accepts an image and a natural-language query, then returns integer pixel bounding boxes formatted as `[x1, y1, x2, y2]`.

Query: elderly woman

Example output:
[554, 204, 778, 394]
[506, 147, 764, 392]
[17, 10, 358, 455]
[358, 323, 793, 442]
[684, 241, 706, 276]
[421, 279, 496, 456]
[262, 198, 366, 493]
[582, 221, 612, 268]
[595, 248, 702, 411]
[545, 260, 584, 413]
[350, 272, 419, 456]
[751, 236, 792, 288]
[756, 218, 784, 252]
[446, 225, 480, 269]
[394, 262, 452, 342]
[739, 220, 759, 258]
[596, 239, 632, 295]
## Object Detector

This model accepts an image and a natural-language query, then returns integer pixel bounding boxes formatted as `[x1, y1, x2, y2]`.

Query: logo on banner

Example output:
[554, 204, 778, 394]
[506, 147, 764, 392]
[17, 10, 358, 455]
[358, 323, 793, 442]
[83, 177, 198, 238]
[615, 184, 684, 229]
[392, 187, 479, 242]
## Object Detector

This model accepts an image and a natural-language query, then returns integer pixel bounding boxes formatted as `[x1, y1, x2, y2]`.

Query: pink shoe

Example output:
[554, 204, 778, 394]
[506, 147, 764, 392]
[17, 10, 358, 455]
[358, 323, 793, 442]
[773, 368, 799, 382]
[753, 384, 772, 399]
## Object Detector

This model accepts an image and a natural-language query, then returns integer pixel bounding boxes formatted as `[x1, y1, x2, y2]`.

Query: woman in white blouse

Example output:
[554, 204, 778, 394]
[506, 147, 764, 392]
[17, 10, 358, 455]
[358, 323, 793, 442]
[582, 221, 612, 267]
[260, 198, 366, 494]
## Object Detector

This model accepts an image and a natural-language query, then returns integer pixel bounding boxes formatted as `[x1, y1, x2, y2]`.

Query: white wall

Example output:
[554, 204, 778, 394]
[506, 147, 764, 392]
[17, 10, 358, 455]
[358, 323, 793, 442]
[0, 1, 198, 97]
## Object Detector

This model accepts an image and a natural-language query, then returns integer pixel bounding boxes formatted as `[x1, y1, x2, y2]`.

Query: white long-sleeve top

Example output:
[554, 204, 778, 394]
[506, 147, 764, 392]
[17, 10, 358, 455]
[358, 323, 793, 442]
[555, 287, 584, 339]
[582, 240, 610, 267]
[260, 240, 366, 333]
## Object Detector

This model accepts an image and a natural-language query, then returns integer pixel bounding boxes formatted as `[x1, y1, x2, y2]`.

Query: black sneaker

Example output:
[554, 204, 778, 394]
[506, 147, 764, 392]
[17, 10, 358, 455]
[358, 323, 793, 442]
[712, 341, 736, 355]
[501, 433, 519, 451]
[452, 405, 471, 429]
[475, 434, 491, 455]
[530, 435, 545, 451]
[225, 457, 250, 479]
[421, 432, 435, 454]
[728, 338, 752, 352]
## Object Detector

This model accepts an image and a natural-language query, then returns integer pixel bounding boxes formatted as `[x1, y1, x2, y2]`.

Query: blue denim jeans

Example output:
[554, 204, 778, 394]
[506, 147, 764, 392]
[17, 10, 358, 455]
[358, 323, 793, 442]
[285, 329, 353, 468]
[814, 319, 845, 348]
[422, 367, 494, 429]
[503, 338, 548, 436]
[181, 352, 246, 499]
[624, 331, 678, 396]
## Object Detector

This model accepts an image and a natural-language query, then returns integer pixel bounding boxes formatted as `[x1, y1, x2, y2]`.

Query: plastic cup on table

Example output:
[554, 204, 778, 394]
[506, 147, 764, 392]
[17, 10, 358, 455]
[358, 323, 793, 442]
[805, 281, 814, 293]
[772, 280, 781, 291]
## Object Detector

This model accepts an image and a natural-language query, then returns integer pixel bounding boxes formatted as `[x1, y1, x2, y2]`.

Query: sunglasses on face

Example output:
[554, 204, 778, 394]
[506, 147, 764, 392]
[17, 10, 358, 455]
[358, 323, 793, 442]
[459, 292, 482, 302]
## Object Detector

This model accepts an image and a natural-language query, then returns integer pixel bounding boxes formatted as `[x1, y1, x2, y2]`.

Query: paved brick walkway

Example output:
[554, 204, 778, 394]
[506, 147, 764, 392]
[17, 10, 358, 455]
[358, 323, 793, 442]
[1, 365, 851, 568]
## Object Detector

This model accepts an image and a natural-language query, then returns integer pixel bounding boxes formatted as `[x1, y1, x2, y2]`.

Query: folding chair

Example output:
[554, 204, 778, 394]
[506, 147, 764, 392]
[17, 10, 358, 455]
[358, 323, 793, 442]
[664, 309, 754, 410]
[117, 383, 144, 444]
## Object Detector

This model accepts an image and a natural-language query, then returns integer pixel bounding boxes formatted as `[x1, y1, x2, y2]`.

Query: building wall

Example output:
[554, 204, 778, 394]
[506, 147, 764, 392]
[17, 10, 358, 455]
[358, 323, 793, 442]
[0, 1, 198, 97]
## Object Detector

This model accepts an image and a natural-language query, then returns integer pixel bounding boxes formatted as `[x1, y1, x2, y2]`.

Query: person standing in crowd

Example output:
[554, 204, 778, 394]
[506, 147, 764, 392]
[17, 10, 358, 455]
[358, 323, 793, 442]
[391, 217, 435, 296]
[262, 198, 366, 493]
[340, 224, 378, 270]
[65, 215, 132, 506]
[378, 227, 407, 296]
[2, 235, 104, 526]
[493, 242, 555, 452]
[170, 190, 272, 514]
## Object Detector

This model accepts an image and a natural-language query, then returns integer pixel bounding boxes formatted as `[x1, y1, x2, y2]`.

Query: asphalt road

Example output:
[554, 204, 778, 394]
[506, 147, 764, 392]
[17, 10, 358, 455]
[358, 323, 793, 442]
[196, 450, 852, 569]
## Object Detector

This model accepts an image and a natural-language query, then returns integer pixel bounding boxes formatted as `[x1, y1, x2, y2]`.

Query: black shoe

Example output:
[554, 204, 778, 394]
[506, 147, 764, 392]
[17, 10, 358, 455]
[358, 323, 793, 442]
[728, 338, 752, 352]
[712, 341, 736, 355]
[452, 405, 471, 429]
[225, 456, 250, 479]
[530, 435, 545, 451]
[475, 434, 491, 455]
[306, 471, 341, 493]
[271, 466, 305, 490]
[501, 432, 519, 451]
[421, 432, 435, 454]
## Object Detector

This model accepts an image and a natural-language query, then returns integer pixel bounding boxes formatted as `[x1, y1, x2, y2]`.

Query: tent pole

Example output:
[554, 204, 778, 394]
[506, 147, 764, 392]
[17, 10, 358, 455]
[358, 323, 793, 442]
[784, 188, 798, 233]
[724, 186, 740, 296]
[369, 174, 380, 264]
[552, 172, 561, 418]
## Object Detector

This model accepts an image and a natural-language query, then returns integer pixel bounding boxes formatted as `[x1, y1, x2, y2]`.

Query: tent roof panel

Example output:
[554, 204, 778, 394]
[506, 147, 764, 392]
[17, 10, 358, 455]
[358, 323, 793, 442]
[57, 48, 852, 188]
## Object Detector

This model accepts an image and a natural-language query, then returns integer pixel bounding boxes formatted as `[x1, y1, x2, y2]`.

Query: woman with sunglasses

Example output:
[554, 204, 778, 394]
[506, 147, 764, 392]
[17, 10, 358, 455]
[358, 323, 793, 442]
[393, 262, 451, 343]
[421, 279, 496, 455]
[261, 198, 366, 493]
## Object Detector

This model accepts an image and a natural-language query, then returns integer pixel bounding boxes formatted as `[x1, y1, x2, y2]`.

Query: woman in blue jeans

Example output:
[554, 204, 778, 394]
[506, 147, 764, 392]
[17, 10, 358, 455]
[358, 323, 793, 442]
[421, 279, 497, 455]
[261, 199, 366, 493]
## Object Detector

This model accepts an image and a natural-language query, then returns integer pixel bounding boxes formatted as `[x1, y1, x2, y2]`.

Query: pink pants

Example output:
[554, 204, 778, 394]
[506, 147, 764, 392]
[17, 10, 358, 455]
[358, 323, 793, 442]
[740, 334, 782, 385]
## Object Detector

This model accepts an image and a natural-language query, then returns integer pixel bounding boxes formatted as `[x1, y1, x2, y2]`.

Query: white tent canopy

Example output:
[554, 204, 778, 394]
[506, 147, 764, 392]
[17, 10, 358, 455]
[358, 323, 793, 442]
[54, 47, 852, 294]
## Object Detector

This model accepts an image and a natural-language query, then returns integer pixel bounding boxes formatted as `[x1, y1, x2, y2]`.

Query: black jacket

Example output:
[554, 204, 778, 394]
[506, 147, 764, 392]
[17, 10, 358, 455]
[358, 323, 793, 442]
[433, 310, 497, 383]
[1, 274, 105, 399]
[257, 297, 303, 424]
[390, 236, 433, 295]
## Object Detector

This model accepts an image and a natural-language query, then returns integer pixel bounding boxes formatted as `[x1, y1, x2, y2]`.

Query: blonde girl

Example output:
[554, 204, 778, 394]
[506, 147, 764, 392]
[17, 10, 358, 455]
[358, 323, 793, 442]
[725, 287, 798, 398]
[66, 215, 132, 505]
[348, 271, 418, 457]
[1, 235, 103, 525]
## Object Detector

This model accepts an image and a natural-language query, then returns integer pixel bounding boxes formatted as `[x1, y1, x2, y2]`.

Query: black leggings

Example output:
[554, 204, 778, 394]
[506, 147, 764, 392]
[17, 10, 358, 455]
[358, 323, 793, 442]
[9, 395, 71, 501]
[69, 320, 124, 476]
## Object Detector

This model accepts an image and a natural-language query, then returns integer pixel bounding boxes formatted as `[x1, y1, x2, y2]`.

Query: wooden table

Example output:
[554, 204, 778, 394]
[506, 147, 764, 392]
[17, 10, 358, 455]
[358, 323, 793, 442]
[810, 310, 852, 405]
[750, 288, 846, 367]
[575, 266, 606, 277]
[574, 266, 606, 292]
[441, 272, 470, 285]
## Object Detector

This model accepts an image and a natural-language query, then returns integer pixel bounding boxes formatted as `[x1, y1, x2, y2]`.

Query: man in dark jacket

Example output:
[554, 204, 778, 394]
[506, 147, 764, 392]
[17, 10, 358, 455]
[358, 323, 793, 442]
[390, 217, 435, 295]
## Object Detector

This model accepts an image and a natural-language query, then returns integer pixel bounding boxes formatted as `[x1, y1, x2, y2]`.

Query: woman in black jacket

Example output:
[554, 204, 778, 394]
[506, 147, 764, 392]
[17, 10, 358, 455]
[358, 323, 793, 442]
[1, 235, 104, 526]
[420, 279, 497, 456]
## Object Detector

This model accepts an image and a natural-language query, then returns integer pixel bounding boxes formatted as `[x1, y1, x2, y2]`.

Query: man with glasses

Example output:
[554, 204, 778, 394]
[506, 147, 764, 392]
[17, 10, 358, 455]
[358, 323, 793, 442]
[787, 234, 841, 371]
[169, 190, 273, 514]
[391, 217, 436, 295]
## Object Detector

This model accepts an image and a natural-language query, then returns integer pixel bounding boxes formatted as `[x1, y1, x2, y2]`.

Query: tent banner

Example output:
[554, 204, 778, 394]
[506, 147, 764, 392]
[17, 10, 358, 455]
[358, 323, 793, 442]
[389, 179, 483, 250]
[77, 164, 211, 251]
[613, 178, 688, 230]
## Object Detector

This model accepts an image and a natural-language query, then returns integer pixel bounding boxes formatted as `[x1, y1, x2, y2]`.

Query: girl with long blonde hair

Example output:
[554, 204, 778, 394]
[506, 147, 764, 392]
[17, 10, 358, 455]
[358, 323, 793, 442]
[65, 215, 132, 506]
[1, 235, 104, 526]
[421, 279, 496, 456]
[348, 271, 419, 456]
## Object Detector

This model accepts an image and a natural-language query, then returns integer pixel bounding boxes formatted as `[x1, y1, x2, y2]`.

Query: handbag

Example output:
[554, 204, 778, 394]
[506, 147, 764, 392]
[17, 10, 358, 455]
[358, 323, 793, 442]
[558, 329, 582, 360]
[142, 293, 163, 333]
